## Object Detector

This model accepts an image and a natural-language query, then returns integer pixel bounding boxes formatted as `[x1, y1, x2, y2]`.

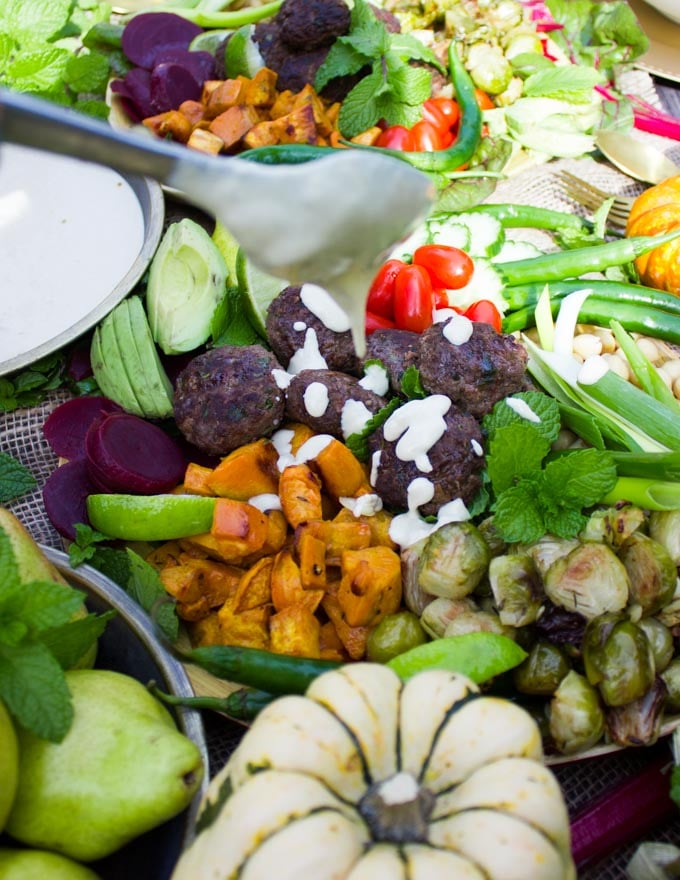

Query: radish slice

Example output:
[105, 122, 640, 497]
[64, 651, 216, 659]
[43, 458, 98, 539]
[84, 412, 186, 495]
[43, 396, 123, 461]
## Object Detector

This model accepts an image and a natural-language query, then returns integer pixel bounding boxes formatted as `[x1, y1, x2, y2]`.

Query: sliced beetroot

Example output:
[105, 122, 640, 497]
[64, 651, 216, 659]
[84, 412, 186, 495]
[150, 62, 203, 114]
[121, 12, 203, 70]
[110, 67, 154, 120]
[152, 48, 217, 84]
[43, 458, 98, 540]
[43, 396, 124, 461]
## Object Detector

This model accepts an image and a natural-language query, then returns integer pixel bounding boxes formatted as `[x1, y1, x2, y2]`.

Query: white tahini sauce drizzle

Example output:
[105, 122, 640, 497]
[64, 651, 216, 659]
[295, 433, 334, 463]
[304, 382, 329, 417]
[471, 438, 484, 456]
[360, 363, 389, 397]
[505, 396, 541, 422]
[0, 145, 145, 364]
[300, 283, 352, 333]
[382, 395, 450, 472]
[341, 399, 374, 439]
[287, 327, 328, 374]
[442, 312, 474, 346]
[272, 368, 292, 390]
[389, 479, 471, 548]
[339, 493, 383, 517]
[248, 493, 282, 512]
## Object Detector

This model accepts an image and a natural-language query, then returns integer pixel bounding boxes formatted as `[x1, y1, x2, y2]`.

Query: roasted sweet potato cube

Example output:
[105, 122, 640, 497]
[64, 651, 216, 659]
[205, 78, 245, 117]
[333, 507, 397, 550]
[231, 555, 274, 612]
[209, 104, 261, 149]
[146, 541, 184, 569]
[270, 89, 296, 118]
[271, 548, 324, 614]
[279, 463, 323, 527]
[187, 612, 222, 647]
[243, 119, 286, 149]
[217, 604, 270, 649]
[276, 102, 319, 145]
[143, 110, 193, 143]
[184, 462, 216, 496]
[187, 127, 224, 155]
[179, 99, 206, 126]
[321, 593, 369, 660]
[160, 564, 205, 604]
[297, 531, 327, 590]
[270, 604, 321, 658]
[244, 67, 278, 107]
[319, 620, 346, 662]
[180, 531, 248, 564]
[176, 596, 211, 622]
[207, 439, 280, 500]
[313, 438, 370, 498]
[351, 126, 383, 146]
[212, 497, 268, 546]
[291, 84, 334, 136]
[337, 546, 402, 627]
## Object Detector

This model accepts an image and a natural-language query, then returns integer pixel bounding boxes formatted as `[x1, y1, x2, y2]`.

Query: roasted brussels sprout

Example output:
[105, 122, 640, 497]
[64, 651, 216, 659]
[661, 658, 680, 712]
[518, 535, 580, 579]
[582, 614, 655, 707]
[657, 579, 680, 629]
[579, 505, 646, 549]
[443, 608, 511, 638]
[489, 553, 543, 627]
[549, 670, 606, 755]
[605, 678, 667, 748]
[513, 640, 570, 696]
[619, 532, 677, 616]
[420, 597, 477, 639]
[637, 617, 674, 673]
[534, 601, 587, 656]
[649, 509, 680, 566]
[402, 522, 490, 604]
[477, 516, 507, 558]
[366, 611, 428, 664]
[543, 543, 630, 620]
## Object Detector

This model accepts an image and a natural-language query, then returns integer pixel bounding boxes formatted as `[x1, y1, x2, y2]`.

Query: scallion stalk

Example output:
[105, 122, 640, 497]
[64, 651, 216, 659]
[610, 320, 680, 412]
[601, 477, 680, 511]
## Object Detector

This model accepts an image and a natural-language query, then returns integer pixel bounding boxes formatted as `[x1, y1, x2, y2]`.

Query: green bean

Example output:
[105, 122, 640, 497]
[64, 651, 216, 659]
[496, 229, 680, 286]
[178, 644, 341, 694]
[463, 204, 593, 233]
[240, 144, 335, 165]
[150, 684, 275, 721]
[503, 279, 680, 314]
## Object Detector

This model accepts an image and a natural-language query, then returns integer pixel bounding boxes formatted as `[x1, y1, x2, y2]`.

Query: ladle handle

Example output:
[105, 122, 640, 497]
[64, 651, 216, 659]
[0, 87, 185, 183]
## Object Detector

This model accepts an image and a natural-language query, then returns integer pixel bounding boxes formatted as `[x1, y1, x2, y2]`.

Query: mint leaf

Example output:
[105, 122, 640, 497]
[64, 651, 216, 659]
[0, 640, 73, 742]
[493, 483, 545, 544]
[543, 448, 617, 506]
[42, 610, 115, 668]
[126, 549, 179, 642]
[65, 50, 109, 92]
[542, 504, 588, 539]
[7, 580, 85, 633]
[68, 523, 111, 567]
[487, 423, 550, 495]
[400, 365, 426, 400]
[7, 47, 70, 93]
[0, 0, 72, 47]
[338, 68, 385, 136]
[0, 452, 36, 503]
[0, 530, 19, 592]
[346, 397, 400, 461]
[484, 391, 561, 444]
[383, 55, 431, 106]
[389, 33, 446, 75]
[313, 37, 369, 91]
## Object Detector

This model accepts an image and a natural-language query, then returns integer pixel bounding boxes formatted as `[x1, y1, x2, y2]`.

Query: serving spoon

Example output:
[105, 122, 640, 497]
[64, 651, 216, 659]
[0, 88, 434, 353]
[594, 129, 680, 185]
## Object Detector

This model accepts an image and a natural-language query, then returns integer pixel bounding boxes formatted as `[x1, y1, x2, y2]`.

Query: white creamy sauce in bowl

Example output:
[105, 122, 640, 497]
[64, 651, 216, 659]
[0, 144, 146, 367]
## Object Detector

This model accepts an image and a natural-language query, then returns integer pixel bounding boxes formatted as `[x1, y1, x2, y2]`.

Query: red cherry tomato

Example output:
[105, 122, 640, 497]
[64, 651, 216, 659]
[367, 259, 405, 319]
[421, 99, 449, 134]
[464, 299, 503, 332]
[432, 287, 451, 310]
[412, 244, 474, 290]
[427, 96, 460, 130]
[393, 264, 434, 333]
[366, 311, 397, 334]
[376, 125, 416, 151]
[474, 88, 495, 111]
[409, 120, 444, 152]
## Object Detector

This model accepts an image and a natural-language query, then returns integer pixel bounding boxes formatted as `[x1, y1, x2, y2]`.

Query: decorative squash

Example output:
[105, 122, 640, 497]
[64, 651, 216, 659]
[626, 175, 680, 294]
[172, 664, 576, 880]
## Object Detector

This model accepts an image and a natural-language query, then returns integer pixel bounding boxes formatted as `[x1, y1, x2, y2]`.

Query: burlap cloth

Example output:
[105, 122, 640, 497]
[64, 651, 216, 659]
[3, 68, 680, 876]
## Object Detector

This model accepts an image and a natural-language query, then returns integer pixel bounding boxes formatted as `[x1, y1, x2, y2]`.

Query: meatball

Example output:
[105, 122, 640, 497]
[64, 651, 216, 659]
[174, 345, 286, 456]
[285, 369, 386, 438]
[362, 328, 419, 396]
[266, 285, 361, 375]
[418, 319, 530, 419]
[368, 396, 484, 517]
[278, 0, 350, 50]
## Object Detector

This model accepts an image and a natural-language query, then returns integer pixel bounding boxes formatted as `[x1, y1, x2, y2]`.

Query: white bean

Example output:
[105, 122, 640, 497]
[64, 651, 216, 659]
[572, 333, 603, 361]
[656, 366, 674, 390]
[589, 327, 617, 354]
[660, 358, 680, 382]
[635, 336, 663, 364]
[602, 352, 630, 381]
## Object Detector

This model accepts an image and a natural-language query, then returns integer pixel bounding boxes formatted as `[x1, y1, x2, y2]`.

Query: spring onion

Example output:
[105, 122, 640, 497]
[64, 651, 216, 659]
[600, 478, 680, 512]
[610, 320, 680, 412]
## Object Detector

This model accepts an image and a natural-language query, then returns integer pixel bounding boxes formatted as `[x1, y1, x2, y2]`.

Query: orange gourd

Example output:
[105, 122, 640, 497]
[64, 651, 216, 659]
[626, 175, 680, 294]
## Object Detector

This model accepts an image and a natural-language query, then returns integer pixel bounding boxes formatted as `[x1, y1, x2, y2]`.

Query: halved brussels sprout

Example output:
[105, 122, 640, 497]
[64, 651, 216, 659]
[549, 670, 605, 755]
[582, 614, 655, 707]
[543, 543, 630, 620]
[489, 553, 543, 627]
[619, 532, 677, 617]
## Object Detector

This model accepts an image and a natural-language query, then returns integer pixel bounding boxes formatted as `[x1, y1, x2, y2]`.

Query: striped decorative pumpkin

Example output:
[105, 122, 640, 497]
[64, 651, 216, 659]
[173, 664, 576, 880]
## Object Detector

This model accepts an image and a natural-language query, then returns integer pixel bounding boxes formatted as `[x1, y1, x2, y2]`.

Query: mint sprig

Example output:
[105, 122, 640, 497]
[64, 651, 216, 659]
[0, 529, 110, 742]
[314, 0, 445, 137]
[484, 393, 617, 543]
[0, 453, 36, 504]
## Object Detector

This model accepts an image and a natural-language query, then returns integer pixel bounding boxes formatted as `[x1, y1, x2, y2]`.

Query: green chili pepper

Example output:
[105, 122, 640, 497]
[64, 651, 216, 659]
[240, 144, 336, 165]
[150, 684, 275, 721]
[178, 644, 341, 693]
[463, 204, 593, 234]
[503, 278, 680, 314]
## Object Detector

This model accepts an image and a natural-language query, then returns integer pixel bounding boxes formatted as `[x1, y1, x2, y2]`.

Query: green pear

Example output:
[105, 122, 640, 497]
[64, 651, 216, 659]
[0, 701, 18, 831]
[0, 509, 96, 668]
[0, 848, 101, 879]
[5, 669, 205, 862]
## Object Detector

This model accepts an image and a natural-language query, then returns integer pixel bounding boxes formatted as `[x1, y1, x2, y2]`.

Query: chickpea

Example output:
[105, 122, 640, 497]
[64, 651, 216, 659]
[572, 333, 603, 361]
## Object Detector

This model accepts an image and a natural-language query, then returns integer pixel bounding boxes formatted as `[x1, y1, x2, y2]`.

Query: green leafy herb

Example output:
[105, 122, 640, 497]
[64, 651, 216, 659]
[0, 529, 109, 741]
[485, 393, 617, 543]
[0, 453, 36, 503]
[313, 0, 444, 137]
[346, 397, 400, 462]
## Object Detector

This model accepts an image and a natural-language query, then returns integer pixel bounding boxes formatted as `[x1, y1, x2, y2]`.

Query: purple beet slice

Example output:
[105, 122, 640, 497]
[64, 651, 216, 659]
[150, 62, 203, 114]
[84, 412, 186, 495]
[110, 67, 154, 120]
[43, 397, 123, 461]
[152, 48, 217, 84]
[121, 12, 203, 70]
[43, 458, 98, 540]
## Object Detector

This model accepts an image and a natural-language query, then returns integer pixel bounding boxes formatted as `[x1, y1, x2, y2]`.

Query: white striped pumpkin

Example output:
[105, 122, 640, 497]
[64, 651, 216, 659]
[172, 664, 576, 880]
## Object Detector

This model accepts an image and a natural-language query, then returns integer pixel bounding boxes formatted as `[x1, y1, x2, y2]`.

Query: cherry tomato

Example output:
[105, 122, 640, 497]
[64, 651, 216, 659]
[409, 120, 444, 152]
[421, 99, 449, 134]
[376, 125, 416, 151]
[412, 244, 474, 290]
[367, 259, 405, 319]
[423, 95, 460, 131]
[464, 299, 503, 332]
[432, 287, 450, 310]
[366, 311, 397, 334]
[393, 264, 434, 333]
[474, 88, 495, 111]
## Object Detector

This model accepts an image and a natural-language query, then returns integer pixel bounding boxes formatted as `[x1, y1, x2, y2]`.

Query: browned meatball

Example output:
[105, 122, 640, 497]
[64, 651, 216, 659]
[285, 369, 386, 438]
[362, 328, 419, 396]
[173, 345, 286, 456]
[266, 285, 361, 375]
[418, 320, 529, 419]
[368, 399, 484, 517]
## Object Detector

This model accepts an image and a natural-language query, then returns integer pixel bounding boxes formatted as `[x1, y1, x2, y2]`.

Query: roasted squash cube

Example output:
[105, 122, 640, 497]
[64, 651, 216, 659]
[337, 545, 402, 627]
[217, 604, 270, 650]
[313, 438, 370, 498]
[270, 604, 321, 658]
[297, 531, 327, 590]
[187, 127, 224, 155]
[207, 439, 280, 500]
[183, 462, 216, 496]
[209, 104, 260, 149]
[244, 67, 278, 107]
[321, 593, 369, 660]
[231, 555, 274, 612]
[211, 498, 269, 555]
[279, 463, 323, 527]
[271, 548, 324, 614]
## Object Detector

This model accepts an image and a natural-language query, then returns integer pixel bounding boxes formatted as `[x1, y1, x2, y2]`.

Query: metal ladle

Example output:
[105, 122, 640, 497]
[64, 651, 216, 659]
[594, 130, 680, 185]
[0, 89, 434, 351]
